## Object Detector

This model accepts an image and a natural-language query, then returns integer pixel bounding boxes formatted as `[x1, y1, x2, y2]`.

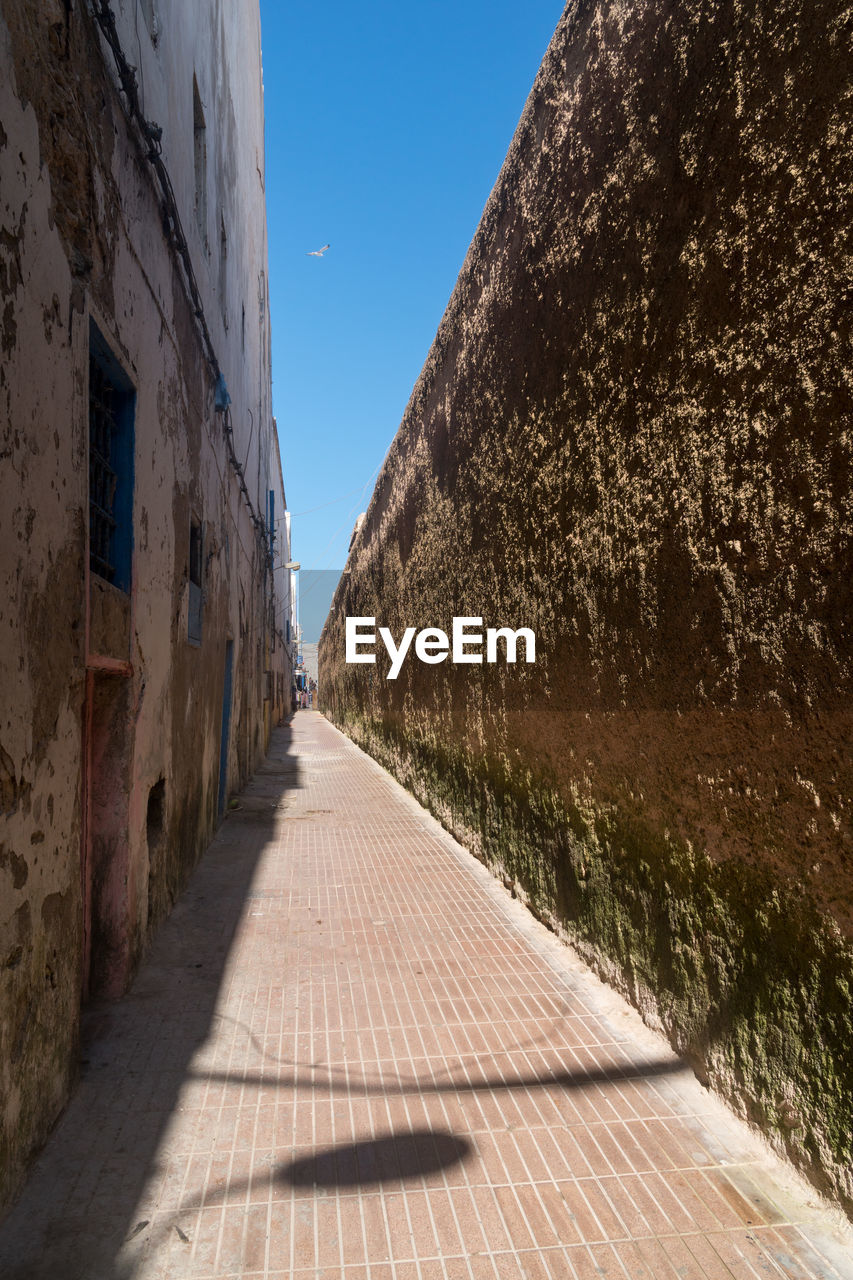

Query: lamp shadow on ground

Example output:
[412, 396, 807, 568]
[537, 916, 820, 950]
[123, 1050, 685, 1266]
[0, 715, 690, 1280]
[281, 1129, 473, 1189]
[187, 1053, 687, 1101]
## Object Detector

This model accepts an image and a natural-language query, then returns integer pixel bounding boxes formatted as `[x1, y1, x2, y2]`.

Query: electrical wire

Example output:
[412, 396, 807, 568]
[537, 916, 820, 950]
[273, 458, 384, 525]
[91, 0, 271, 567]
[299, 462, 380, 575]
[285, 482, 374, 519]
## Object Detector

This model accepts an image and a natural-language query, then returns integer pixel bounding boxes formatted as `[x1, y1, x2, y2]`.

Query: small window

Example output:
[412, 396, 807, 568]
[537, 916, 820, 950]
[89, 321, 135, 592]
[193, 76, 207, 248]
[188, 517, 203, 645]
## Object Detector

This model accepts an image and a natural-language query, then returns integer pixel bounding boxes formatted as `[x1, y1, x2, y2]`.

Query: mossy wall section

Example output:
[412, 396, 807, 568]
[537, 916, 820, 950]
[321, 0, 853, 1213]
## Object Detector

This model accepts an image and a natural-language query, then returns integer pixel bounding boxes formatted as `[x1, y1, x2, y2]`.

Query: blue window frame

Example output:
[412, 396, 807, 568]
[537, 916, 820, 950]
[89, 321, 135, 592]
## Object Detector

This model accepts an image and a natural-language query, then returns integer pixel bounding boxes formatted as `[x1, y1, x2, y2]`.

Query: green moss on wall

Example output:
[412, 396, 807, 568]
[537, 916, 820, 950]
[329, 704, 853, 1214]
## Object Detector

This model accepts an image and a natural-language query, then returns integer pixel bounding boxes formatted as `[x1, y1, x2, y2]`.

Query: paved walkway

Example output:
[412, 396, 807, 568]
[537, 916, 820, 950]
[1, 712, 851, 1280]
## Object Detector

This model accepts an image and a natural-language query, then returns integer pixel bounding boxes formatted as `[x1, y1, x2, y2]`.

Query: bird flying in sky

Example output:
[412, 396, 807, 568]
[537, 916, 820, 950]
[306, 244, 330, 257]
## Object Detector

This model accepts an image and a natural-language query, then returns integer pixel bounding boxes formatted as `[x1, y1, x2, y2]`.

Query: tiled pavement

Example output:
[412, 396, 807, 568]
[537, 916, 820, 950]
[1, 713, 851, 1280]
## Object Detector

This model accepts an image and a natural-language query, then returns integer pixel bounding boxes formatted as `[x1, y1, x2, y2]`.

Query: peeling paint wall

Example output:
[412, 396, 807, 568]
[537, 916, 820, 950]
[321, 0, 853, 1214]
[0, 0, 290, 1213]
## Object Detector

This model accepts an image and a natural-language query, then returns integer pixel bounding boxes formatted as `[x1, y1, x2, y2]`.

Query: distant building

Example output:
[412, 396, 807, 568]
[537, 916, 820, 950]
[0, 0, 290, 1211]
[300, 642, 319, 690]
[297, 569, 343, 699]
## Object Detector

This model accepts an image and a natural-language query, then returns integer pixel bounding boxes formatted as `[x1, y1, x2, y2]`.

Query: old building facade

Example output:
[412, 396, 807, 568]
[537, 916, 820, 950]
[322, 0, 853, 1215]
[0, 0, 292, 1210]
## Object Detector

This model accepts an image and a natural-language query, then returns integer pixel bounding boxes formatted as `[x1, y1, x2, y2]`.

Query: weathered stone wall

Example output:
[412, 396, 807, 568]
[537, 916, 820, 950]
[321, 0, 853, 1212]
[0, 0, 290, 1213]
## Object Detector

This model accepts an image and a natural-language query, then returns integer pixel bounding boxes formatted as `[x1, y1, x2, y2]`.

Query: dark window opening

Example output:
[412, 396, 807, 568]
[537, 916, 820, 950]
[146, 777, 165, 850]
[89, 322, 135, 592]
[189, 519, 203, 587]
[146, 777, 167, 929]
[188, 517, 203, 645]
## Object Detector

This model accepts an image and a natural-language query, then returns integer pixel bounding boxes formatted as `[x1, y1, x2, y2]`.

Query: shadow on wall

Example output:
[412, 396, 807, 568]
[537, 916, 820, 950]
[0, 723, 303, 1280]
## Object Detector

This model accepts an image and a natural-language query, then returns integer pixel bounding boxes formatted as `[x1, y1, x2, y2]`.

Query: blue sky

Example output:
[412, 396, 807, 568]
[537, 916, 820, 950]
[260, 1, 565, 572]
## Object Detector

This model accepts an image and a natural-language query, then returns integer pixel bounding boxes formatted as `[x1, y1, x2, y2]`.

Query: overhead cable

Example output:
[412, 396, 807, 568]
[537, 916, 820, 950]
[90, 0, 272, 565]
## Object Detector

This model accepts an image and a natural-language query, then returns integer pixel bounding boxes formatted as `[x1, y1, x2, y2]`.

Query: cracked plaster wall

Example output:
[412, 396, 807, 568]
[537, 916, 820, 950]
[0, 0, 290, 1214]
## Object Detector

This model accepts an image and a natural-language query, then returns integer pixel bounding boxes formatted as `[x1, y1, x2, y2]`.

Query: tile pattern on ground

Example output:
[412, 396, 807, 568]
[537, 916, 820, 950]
[0, 712, 851, 1280]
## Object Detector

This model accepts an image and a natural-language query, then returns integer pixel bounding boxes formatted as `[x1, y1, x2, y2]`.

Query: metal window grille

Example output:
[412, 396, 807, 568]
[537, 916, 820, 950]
[89, 358, 118, 582]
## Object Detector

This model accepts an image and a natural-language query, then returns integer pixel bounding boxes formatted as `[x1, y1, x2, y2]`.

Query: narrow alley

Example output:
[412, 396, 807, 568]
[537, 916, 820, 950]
[1, 713, 850, 1280]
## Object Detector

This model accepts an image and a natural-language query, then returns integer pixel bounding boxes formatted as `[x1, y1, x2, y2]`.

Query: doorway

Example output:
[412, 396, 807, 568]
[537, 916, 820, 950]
[81, 670, 132, 999]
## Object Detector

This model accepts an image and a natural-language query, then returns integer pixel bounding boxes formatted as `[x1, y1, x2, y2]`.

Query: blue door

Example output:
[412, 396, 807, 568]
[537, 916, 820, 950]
[218, 640, 234, 817]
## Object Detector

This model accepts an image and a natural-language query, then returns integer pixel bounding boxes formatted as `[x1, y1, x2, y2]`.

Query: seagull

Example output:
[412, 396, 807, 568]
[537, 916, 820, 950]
[306, 243, 330, 257]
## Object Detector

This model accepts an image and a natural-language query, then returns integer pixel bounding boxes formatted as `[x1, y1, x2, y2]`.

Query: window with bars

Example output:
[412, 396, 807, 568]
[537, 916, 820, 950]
[89, 322, 135, 591]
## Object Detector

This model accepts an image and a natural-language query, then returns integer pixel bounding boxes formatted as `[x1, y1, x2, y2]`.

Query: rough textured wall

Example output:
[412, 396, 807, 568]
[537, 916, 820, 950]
[321, 0, 853, 1213]
[0, 9, 85, 1210]
[0, 0, 286, 1213]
